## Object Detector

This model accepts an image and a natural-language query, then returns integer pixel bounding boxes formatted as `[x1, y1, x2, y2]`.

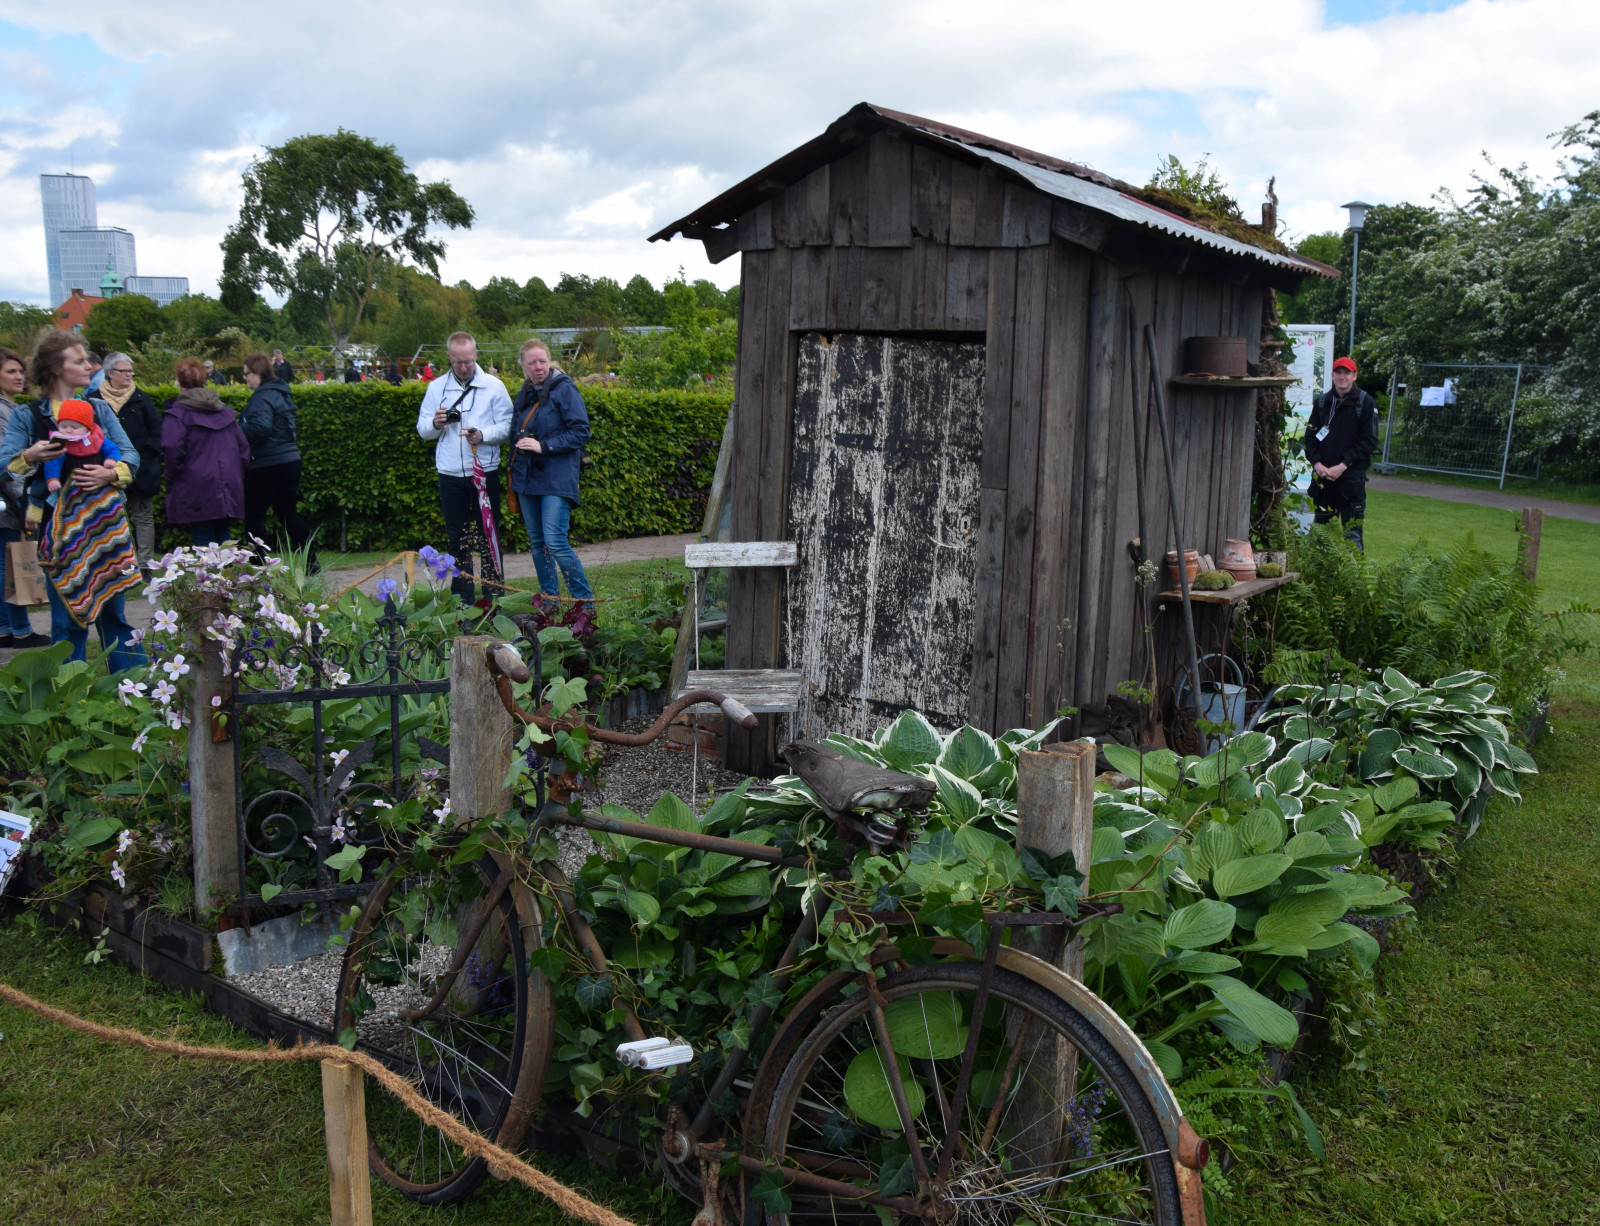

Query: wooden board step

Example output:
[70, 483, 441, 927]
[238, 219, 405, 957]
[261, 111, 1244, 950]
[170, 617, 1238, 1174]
[677, 669, 804, 714]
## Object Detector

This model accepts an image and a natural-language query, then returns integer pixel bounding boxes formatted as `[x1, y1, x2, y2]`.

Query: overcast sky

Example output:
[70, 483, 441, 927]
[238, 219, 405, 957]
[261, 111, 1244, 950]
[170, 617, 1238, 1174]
[1, 0, 1594, 306]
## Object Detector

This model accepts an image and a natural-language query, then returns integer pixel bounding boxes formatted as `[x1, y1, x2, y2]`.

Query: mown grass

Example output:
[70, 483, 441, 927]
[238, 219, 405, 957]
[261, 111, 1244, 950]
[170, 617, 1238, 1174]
[1220, 651, 1600, 1224]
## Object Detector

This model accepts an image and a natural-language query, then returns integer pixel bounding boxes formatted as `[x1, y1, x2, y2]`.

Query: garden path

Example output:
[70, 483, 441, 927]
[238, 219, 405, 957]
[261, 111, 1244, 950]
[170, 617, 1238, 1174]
[1367, 475, 1600, 524]
[0, 531, 697, 659]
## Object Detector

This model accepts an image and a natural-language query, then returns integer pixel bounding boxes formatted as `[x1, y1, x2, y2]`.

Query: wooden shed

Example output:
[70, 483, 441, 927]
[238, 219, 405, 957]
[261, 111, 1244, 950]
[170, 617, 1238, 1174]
[653, 103, 1333, 772]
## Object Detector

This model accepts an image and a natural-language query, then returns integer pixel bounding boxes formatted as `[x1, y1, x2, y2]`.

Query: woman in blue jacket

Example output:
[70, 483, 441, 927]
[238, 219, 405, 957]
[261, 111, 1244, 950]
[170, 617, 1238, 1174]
[508, 339, 592, 606]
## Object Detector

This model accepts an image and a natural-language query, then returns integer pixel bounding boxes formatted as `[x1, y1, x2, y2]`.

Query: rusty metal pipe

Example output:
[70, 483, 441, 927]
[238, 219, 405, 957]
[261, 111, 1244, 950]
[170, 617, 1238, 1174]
[566, 810, 806, 868]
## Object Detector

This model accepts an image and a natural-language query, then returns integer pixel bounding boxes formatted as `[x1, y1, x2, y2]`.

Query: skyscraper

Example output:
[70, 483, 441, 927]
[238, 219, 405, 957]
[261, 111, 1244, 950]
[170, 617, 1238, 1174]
[58, 227, 137, 301]
[125, 276, 191, 308]
[41, 173, 97, 307]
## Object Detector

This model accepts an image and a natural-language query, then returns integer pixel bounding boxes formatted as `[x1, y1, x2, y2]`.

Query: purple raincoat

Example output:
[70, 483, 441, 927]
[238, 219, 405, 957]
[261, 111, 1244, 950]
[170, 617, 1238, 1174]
[162, 388, 251, 523]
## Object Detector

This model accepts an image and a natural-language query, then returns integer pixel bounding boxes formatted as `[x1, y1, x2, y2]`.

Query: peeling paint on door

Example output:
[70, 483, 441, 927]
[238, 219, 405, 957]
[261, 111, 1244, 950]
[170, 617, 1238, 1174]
[787, 331, 986, 740]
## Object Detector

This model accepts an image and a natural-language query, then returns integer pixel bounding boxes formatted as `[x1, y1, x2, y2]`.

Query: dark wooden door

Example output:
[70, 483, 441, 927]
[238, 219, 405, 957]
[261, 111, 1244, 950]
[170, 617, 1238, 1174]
[786, 331, 987, 739]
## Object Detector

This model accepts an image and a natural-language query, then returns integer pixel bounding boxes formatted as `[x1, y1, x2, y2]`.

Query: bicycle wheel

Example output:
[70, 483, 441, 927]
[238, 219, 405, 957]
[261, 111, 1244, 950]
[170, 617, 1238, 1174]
[335, 852, 553, 1205]
[759, 961, 1182, 1225]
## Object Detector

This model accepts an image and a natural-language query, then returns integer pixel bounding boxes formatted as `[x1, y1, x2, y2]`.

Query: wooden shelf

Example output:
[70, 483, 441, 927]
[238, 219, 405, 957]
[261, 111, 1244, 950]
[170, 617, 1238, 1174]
[1170, 374, 1301, 389]
[1158, 572, 1299, 605]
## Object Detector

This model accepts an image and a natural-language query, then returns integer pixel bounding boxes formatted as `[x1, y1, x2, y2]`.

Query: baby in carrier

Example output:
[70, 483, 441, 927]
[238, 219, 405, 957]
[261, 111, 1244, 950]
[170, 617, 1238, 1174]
[27, 399, 121, 524]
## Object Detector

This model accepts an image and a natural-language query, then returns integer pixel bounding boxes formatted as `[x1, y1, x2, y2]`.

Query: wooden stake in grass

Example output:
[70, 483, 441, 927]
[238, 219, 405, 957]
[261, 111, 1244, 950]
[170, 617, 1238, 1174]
[321, 1059, 373, 1226]
[1521, 507, 1545, 583]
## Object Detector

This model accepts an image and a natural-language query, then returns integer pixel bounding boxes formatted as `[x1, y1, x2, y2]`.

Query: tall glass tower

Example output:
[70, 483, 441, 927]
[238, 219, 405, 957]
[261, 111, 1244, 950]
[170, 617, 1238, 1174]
[58, 227, 137, 300]
[41, 173, 98, 306]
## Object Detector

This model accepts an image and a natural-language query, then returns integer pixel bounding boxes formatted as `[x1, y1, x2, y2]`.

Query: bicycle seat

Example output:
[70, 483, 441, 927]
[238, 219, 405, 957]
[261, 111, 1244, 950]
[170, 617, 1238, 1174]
[780, 741, 936, 819]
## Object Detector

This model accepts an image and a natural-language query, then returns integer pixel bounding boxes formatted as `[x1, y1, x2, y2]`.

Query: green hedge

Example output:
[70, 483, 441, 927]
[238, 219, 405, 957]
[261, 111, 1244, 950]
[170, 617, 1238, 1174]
[124, 382, 731, 552]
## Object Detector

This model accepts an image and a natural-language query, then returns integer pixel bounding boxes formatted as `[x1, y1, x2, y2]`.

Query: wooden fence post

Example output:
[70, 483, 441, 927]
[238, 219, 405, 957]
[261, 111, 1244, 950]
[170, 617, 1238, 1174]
[449, 636, 514, 824]
[1520, 507, 1545, 583]
[321, 1059, 373, 1226]
[1010, 741, 1097, 1169]
[189, 610, 239, 912]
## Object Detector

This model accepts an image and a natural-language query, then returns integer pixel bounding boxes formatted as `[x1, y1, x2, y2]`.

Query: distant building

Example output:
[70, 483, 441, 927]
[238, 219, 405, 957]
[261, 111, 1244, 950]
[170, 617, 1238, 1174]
[40, 173, 97, 307]
[125, 275, 190, 308]
[54, 289, 104, 333]
[58, 226, 136, 300]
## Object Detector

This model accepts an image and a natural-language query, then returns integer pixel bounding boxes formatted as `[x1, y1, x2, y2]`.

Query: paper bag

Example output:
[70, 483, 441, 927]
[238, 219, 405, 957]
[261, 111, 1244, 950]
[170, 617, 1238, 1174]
[4, 539, 48, 606]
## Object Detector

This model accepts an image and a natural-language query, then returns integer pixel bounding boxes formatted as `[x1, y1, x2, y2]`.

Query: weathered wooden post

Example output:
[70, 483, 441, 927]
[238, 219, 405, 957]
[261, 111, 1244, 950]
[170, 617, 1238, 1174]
[1520, 507, 1545, 583]
[189, 608, 239, 912]
[1010, 740, 1097, 1169]
[449, 636, 515, 824]
[321, 1059, 373, 1226]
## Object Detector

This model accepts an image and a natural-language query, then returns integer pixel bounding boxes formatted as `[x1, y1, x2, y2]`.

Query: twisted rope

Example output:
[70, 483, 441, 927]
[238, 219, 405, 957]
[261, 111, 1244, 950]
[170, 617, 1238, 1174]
[0, 982, 639, 1226]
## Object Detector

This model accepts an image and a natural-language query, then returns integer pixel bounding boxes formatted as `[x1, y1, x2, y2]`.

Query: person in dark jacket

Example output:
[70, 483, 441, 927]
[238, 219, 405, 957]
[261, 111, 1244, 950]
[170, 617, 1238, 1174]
[97, 352, 164, 575]
[163, 357, 250, 547]
[1305, 355, 1380, 549]
[343, 360, 362, 383]
[240, 352, 311, 559]
[272, 349, 295, 384]
[508, 339, 592, 605]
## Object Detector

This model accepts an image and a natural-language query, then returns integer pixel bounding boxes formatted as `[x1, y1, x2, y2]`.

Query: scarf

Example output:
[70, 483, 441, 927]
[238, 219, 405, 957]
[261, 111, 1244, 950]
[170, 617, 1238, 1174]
[98, 381, 135, 412]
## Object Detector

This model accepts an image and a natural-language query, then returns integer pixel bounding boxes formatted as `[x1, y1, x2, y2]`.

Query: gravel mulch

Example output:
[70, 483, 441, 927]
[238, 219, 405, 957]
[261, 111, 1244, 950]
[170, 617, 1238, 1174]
[231, 949, 344, 1031]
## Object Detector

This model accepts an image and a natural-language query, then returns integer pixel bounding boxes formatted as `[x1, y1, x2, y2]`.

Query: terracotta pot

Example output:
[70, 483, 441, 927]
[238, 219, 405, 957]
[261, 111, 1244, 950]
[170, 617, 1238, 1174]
[1165, 550, 1201, 589]
[1221, 538, 1256, 582]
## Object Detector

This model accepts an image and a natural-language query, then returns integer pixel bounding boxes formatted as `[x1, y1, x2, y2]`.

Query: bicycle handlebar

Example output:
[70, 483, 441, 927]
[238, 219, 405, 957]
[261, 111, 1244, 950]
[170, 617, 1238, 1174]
[484, 640, 759, 746]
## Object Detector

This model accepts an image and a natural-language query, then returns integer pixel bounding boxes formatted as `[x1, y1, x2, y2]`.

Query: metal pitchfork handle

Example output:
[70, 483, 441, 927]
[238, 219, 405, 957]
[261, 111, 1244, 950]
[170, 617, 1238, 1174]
[484, 640, 760, 743]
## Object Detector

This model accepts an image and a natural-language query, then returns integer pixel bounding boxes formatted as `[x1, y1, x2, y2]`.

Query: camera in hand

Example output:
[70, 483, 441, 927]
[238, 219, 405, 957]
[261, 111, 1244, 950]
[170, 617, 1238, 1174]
[442, 406, 463, 423]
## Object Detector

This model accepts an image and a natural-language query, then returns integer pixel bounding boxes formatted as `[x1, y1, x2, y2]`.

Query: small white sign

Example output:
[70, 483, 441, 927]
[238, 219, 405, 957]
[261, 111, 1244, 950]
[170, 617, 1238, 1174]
[0, 810, 34, 896]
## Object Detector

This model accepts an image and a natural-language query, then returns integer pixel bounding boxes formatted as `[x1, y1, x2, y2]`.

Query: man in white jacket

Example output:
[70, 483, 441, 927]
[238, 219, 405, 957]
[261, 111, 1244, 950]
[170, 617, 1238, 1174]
[416, 331, 514, 604]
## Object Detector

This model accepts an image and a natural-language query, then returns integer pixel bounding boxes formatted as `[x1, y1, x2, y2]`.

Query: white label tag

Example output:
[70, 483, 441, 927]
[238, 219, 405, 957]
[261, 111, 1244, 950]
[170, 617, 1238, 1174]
[1315, 425, 1330, 441]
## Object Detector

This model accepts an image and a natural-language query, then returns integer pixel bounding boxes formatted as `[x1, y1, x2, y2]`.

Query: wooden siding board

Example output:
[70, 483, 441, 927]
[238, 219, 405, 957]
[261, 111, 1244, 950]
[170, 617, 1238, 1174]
[830, 146, 869, 246]
[995, 244, 1050, 730]
[865, 132, 913, 248]
[949, 161, 978, 246]
[945, 247, 989, 331]
[858, 247, 904, 331]
[1027, 239, 1091, 727]
[802, 165, 832, 246]
[789, 245, 832, 332]
[779, 180, 805, 247]
[728, 249, 772, 682]
[973, 169, 1007, 247]
[980, 249, 1020, 491]
[968, 486, 1007, 732]
[911, 144, 952, 243]
[834, 244, 864, 330]
[1097, 277, 1143, 702]
[738, 200, 776, 252]
[1002, 184, 1053, 247]
[1073, 258, 1120, 710]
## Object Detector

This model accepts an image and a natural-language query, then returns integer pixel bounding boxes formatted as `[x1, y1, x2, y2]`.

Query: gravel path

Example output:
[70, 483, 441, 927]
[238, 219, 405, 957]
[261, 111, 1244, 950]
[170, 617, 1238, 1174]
[229, 713, 757, 1029]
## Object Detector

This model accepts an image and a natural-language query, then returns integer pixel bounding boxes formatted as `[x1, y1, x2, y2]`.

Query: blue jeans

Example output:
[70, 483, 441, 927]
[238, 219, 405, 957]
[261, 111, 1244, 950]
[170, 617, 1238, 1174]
[0, 526, 38, 635]
[48, 578, 145, 672]
[187, 519, 232, 547]
[520, 495, 592, 601]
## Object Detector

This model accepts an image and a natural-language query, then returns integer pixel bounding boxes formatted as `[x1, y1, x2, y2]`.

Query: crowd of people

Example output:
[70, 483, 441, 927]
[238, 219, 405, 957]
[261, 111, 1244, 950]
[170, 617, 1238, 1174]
[0, 328, 594, 664]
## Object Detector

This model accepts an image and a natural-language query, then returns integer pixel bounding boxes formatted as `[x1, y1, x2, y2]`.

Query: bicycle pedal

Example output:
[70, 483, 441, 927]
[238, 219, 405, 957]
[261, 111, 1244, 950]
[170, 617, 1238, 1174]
[616, 1037, 695, 1069]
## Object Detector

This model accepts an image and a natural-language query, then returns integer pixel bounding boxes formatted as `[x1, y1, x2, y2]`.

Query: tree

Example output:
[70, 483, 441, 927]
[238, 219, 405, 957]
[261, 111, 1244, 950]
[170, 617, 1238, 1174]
[162, 294, 238, 343]
[473, 276, 525, 329]
[84, 294, 164, 354]
[219, 129, 473, 366]
[620, 275, 666, 324]
[0, 301, 53, 353]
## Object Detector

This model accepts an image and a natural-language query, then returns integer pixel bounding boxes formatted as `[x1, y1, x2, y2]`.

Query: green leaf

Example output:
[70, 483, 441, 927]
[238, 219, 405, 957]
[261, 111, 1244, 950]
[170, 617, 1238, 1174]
[937, 726, 1000, 781]
[575, 974, 613, 1011]
[1145, 1039, 1183, 1082]
[1393, 747, 1456, 779]
[1252, 912, 1325, 946]
[1267, 889, 1348, 926]
[1090, 825, 1127, 863]
[708, 868, 771, 898]
[1373, 776, 1419, 812]
[1163, 899, 1238, 950]
[1169, 951, 1241, 974]
[1263, 756, 1307, 795]
[622, 888, 661, 925]
[843, 1048, 925, 1129]
[1211, 853, 1293, 899]
[880, 710, 942, 771]
[883, 994, 966, 1058]
[645, 792, 699, 832]
[1201, 976, 1300, 1049]
[1358, 727, 1403, 778]
[929, 764, 982, 823]
[63, 816, 121, 851]
[1240, 806, 1286, 854]
[259, 883, 284, 903]
[1283, 831, 1330, 862]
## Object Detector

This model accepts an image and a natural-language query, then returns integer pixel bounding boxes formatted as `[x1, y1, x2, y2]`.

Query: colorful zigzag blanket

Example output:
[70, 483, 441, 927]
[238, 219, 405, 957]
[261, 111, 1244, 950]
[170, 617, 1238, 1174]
[36, 484, 142, 628]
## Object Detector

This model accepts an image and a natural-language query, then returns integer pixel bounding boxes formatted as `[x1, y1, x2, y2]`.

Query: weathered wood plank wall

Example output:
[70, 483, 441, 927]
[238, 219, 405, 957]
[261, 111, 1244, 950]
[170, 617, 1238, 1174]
[721, 136, 1268, 770]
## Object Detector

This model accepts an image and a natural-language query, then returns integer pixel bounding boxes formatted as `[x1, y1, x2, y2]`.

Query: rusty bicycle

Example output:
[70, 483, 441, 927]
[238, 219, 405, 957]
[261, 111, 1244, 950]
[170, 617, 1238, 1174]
[334, 639, 1210, 1224]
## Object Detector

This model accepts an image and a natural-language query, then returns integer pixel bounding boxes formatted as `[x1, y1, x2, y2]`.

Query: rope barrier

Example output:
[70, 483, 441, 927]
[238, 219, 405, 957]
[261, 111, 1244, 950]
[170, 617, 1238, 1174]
[0, 982, 641, 1226]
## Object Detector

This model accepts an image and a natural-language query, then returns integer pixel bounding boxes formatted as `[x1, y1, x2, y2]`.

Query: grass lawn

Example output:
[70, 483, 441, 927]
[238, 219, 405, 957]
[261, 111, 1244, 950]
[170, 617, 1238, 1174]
[1363, 489, 1600, 611]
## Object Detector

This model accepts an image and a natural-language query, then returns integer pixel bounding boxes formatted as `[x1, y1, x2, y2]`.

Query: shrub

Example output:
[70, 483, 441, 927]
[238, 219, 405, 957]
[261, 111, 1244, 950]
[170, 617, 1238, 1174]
[109, 381, 731, 552]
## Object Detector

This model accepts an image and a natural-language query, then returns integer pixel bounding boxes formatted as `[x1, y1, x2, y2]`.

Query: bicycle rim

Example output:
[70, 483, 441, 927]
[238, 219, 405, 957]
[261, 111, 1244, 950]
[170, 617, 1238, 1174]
[336, 853, 548, 1205]
[761, 962, 1183, 1225]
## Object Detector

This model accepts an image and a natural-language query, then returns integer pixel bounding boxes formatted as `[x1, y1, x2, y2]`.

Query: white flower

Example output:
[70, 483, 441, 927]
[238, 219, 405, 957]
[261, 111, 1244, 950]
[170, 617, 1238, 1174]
[116, 828, 136, 855]
[303, 602, 318, 616]
[330, 816, 349, 844]
[432, 797, 452, 826]
[328, 667, 351, 688]
[210, 695, 223, 708]
[151, 679, 177, 705]
[256, 593, 279, 617]
[152, 608, 179, 634]
[330, 748, 350, 768]
[163, 653, 191, 679]
[111, 861, 127, 888]
[131, 728, 151, 753]
[165, 711, 183, 730]
[117, 679, 147, 706]
[370, 798, 392, 810]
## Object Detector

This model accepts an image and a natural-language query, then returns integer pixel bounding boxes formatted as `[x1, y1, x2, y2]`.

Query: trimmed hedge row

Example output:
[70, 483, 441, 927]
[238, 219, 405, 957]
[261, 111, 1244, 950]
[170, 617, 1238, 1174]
[124, 382, 731, 552]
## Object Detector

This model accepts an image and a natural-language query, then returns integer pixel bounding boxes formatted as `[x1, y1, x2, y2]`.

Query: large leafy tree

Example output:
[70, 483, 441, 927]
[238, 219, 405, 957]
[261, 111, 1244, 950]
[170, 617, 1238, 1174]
[220, 130, 473, 364]
[83, 294, 164, 354]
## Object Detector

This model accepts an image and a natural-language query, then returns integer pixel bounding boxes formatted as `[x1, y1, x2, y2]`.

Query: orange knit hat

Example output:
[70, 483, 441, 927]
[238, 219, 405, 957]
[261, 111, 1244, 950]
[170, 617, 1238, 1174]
[56, 399, 95, 428]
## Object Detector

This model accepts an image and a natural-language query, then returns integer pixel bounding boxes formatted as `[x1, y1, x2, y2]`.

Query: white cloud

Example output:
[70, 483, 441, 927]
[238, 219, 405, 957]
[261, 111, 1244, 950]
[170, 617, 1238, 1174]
[0, 0, 1596, 303]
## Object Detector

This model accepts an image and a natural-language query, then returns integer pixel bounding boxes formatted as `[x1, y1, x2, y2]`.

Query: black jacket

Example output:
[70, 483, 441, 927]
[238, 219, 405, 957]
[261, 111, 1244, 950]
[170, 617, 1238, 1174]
[1305, 387, 1379, 474]
[241, 379, 301, 469]
[116, 387, 165, 499]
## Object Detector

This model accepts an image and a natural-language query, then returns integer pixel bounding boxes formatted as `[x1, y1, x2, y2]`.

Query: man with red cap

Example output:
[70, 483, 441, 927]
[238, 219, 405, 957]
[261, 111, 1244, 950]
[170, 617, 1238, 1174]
[1304, 355, 1379, 549]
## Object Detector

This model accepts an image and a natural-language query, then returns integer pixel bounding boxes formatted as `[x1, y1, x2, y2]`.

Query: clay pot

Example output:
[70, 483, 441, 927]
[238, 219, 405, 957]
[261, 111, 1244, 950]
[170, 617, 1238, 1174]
[1221, 538, 1256, 582]
[1165, 550, 1201, 590]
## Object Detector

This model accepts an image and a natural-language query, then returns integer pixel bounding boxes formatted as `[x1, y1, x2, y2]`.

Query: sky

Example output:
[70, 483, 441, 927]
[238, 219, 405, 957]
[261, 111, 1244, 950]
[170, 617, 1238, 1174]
[0, 0, 1595, 306]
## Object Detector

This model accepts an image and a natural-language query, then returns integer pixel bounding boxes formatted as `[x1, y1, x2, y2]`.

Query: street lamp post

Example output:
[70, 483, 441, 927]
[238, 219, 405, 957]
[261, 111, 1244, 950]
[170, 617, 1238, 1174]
[1342, 200, 1372, 356]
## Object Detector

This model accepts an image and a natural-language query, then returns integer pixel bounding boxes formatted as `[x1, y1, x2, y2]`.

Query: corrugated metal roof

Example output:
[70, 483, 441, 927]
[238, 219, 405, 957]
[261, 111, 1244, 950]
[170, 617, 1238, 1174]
[652, 103, 1336, 281]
